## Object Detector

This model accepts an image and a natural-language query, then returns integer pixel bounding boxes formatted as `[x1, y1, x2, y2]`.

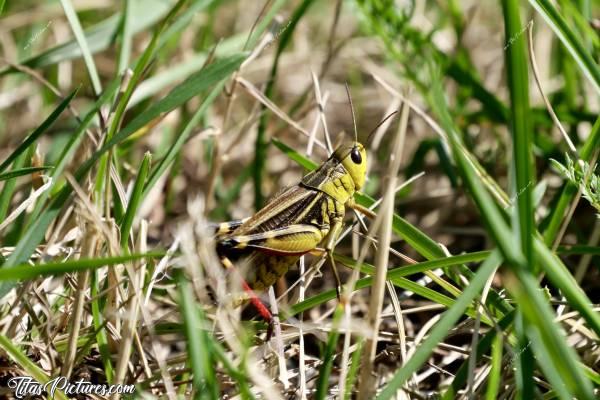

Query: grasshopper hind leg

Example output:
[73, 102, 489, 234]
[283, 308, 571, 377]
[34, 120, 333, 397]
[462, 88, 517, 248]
[219, 255, 274, 331]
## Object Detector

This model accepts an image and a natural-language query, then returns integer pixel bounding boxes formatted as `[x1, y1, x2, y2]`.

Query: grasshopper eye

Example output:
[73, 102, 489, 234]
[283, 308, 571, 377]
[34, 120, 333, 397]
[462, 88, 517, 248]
[350, 147, 362, 164]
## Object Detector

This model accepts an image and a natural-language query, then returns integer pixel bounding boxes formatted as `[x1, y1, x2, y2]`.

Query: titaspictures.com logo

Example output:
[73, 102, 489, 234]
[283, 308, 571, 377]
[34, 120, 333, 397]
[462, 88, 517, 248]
[7, 376, 135, 398]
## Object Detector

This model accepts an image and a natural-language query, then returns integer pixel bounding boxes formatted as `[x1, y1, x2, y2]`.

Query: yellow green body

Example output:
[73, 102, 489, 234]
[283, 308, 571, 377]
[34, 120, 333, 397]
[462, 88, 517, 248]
[216, 142, 367, 291]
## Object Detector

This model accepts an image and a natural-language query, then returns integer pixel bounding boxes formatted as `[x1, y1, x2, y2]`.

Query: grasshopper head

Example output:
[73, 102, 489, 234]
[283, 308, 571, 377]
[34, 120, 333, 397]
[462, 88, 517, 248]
[333, 142, 367, 190]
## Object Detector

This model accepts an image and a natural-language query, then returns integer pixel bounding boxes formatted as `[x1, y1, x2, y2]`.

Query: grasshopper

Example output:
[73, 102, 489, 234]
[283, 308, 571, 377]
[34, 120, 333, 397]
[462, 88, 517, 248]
[215, 88, 394, 324]
[216, 141, 368, 300]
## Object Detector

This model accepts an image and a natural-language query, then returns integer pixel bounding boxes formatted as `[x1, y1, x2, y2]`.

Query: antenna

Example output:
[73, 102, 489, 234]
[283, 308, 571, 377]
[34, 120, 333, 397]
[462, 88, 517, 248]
[345, 82, 358, 142]
[366, 110, 398, 144]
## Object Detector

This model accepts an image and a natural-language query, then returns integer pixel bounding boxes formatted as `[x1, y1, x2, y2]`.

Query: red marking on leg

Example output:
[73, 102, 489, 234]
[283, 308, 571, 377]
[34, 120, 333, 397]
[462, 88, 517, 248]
[241, 280, 272, 323]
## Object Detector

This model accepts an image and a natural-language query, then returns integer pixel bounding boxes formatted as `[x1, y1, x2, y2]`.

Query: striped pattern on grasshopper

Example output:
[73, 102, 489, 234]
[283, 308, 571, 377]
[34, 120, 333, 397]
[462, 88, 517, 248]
[215, 142, 368, 296]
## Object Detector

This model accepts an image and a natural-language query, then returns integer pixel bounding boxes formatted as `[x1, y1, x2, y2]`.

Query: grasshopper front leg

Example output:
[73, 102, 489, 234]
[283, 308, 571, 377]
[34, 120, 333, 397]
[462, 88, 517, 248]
[324, 216, 344, 300]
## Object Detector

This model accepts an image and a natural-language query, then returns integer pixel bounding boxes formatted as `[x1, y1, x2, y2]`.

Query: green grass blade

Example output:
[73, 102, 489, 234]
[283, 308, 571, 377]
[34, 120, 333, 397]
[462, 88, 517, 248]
[315, 303, 343, 399]
[503, 0, 534, 265]
[0, 166, 51, 182]
[27, 78, 120, 225]
[90, 270, 114, 382]
[502, 0, 536, 395]
[0, 153, 27, 223]
[344, 338, 364, 400]
[0, 334, 68, 400]
[543, 116, 600, 243]
[509, 269, 595, 399]
[143, 80, 226, 197]
[117, 0, 133, 74]
[0, 88, 78, 173]
[0, 54, 243, 278]
[376, 250, 501, 399]
[0, 253, 162, 282]
[59, 0, 102, 94]
[177, 272, 218, 399]
[485, 332, 504, 400]
[120, 152, 151, 249]
[1, 0, 171, 74]
[272, 138, 318, 170]
[557, 245, 600, 255]
[529, 0, 600, 94]
[533, 239, 600, 335]
[254, 0, 317, 209]
[105, 53, 244, 150]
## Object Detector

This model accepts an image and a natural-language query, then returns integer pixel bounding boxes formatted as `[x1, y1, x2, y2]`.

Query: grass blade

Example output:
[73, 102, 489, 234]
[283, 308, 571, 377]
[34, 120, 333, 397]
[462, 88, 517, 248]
[485, 333, 504, 400]
[315, 304, 343, 399]
[502, 0, 536, 396]
[254, 0, 317, 209]
[0, 166, 51, 182]
[0, 88, 78, 174]
[1, 0, 171, 74]
[120, 152, 151, 249]
[529, 0, 600, 94]
[1, 54, 244, 276]
[0, 334, 68, 400]
[0, 253, 162, 281]
[143, 80, 226, 197]
[59, 0, 102, 95]
[117, 0, 133, 74]
[177, 272, 218, 398]
[0, 153, 27, 223]
[376, 250, 500, 399]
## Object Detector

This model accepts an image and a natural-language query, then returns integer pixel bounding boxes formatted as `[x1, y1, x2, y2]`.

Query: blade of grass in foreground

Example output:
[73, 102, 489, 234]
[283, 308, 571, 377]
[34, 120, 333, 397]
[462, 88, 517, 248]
[0, 167, 52, 182]
[502, 0, 535, 396]
[485, 333, 504, 400]
[178, 273, 218, 399]
[0, 253, 162, 282]
[315, 303, 344, 399]
[344, 338, 364, 400]
[429, 81, 595, 399]
[0, 334, 68, 400]
[376, 250, 501, 399]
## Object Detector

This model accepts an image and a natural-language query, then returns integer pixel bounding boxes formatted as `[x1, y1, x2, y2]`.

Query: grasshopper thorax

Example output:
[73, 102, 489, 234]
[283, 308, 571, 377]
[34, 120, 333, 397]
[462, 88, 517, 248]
[332, 142, 367, 190]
